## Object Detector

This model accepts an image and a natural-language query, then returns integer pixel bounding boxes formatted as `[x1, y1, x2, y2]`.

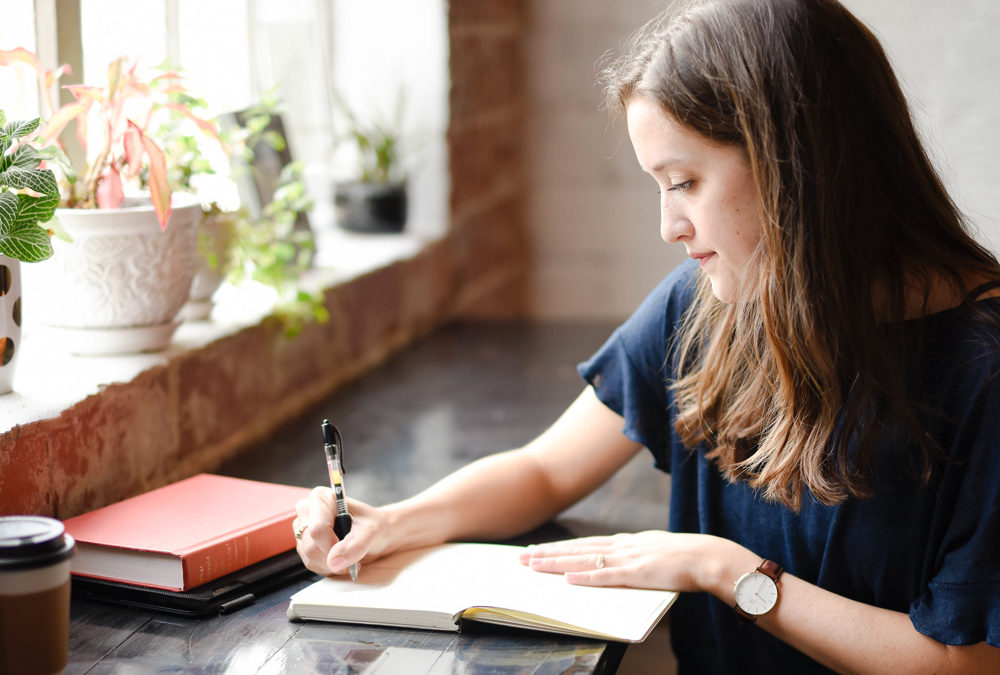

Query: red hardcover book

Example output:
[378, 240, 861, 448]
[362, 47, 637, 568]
[64, 474, 310, 591]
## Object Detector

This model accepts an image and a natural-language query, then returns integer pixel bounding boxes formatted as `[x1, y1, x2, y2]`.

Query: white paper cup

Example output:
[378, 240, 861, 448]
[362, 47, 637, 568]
[0, 516, 75, 675]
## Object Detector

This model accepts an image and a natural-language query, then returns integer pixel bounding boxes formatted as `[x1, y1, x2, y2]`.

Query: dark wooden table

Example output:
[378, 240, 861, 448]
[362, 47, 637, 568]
[66, 322, 672, 674]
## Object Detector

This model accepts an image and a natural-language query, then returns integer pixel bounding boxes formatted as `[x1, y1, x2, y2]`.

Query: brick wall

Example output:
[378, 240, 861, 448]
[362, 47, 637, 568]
[446, 0, 529, 317]
[0, 1, 530, 518]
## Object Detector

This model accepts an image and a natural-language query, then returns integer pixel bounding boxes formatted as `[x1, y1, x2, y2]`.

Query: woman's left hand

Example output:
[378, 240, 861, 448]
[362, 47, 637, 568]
[519, 530, 743, 592]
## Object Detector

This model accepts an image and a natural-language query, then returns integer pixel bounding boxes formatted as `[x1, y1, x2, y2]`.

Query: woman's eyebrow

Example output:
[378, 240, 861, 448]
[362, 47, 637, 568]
[650, 157, 686, 172]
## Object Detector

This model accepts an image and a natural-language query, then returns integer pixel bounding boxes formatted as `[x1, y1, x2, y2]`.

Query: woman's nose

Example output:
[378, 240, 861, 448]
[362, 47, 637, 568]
[661, 211, 694, 244]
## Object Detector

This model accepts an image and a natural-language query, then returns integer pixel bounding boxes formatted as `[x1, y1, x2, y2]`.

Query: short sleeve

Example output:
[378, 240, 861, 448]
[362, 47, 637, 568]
[909, 377, 1000, 647]
[577, 260, 699, 471]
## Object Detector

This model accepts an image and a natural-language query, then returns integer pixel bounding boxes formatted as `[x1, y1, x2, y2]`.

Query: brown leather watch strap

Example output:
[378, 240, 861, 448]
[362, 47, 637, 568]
[733, 601, 757, 622]
[758, 558, 784, 582]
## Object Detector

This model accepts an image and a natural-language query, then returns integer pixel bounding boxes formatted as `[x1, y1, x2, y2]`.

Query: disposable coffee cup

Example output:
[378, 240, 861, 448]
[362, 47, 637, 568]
[0, 516, 75, 675]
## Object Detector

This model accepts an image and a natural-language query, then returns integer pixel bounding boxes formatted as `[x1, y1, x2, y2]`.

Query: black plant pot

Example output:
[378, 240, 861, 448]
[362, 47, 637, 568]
[334, 181, 408, 233]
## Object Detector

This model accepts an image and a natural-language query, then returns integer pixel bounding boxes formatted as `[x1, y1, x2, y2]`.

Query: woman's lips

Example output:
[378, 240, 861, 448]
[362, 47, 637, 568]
[690, 252, 715, 267]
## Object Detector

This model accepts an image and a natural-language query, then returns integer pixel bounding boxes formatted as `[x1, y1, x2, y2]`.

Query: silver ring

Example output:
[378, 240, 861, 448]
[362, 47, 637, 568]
[294, 524, 307, 540]
[595, 554, 605, 569]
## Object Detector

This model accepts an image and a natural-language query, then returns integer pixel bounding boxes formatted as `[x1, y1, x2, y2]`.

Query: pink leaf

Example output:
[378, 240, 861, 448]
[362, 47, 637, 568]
[43, 63, 72, 90]
[137, 132, 172, 230]
[41, 101, 90, 147]
[123, 122, 144, 179]
[96, 164, 124, 209]
[65, 84, 104, 104]
[0, 47, 41, 70]
[163, 102, 221, 141]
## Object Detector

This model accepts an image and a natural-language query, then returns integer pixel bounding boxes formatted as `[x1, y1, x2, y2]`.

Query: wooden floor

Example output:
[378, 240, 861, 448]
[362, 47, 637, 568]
[67, 321, 675, 674]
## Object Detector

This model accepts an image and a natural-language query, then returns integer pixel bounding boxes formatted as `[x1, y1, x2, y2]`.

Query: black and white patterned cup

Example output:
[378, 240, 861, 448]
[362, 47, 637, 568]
[0, 255, 21, 394]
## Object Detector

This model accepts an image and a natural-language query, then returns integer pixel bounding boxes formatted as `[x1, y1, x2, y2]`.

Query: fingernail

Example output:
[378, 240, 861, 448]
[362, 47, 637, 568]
[328, 556, 348, 572]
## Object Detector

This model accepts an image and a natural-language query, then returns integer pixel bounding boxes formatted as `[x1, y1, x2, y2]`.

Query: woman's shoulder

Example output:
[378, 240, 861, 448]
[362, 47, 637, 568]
[922, 297, 1000, 365]
[916, 297, 1000, 412]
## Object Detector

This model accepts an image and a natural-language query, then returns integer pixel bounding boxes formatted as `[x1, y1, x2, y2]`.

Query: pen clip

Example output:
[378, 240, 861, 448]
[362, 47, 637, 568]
[322, 419, 346, 475]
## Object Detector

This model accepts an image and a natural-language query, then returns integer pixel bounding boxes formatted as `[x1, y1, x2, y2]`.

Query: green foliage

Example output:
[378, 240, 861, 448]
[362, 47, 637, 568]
[226, 160, 328, 336]
[0, 113, 59, 262]
[335, 90, 406, 185]
[148, 81, 327, 335]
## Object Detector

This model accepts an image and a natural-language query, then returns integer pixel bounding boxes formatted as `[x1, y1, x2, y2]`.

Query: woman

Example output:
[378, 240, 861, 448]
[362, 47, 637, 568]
[295, 0, 1000, 671]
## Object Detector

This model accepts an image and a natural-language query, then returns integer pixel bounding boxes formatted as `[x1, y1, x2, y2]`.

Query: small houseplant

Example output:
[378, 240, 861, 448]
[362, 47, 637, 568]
[154, 90, 327, 333]
[0, 113, 61, 392]
[332, 92, 408, 234]
[1, 50, 216, 353]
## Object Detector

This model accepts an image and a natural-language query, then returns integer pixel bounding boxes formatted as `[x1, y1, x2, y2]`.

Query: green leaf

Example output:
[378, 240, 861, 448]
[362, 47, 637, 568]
[1, 117, 40, 140]
[0, 191, 16, 229]
[0, 217, 54, 262]
[0, 191, 53, 262]
[6, 143, 42, 170]
[0, 166, 58, 197]
[16, 189, 58, 226]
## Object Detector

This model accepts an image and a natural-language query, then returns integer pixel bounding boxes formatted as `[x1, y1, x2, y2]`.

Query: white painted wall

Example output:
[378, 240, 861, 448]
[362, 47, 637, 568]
[524, 0, 1000, 321]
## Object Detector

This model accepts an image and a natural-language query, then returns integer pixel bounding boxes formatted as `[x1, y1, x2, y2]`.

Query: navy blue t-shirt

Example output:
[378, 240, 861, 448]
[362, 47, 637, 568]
[578, 260, 1000, 673]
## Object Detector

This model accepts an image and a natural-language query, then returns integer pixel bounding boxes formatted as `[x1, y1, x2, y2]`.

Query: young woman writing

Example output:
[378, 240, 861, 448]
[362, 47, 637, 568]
[294, 1, 1000, 671]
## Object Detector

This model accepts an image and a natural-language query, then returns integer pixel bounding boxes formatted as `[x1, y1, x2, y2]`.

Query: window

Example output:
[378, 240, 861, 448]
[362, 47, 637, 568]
[4, 0, 448, 237]
[0, 3, 39, 119]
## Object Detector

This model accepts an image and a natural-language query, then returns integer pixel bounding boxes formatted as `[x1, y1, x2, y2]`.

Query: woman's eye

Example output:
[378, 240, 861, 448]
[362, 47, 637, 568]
[668, 180, 693, 192]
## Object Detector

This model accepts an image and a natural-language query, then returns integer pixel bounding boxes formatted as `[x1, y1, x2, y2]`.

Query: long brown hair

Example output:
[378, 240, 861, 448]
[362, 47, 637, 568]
[600, 0, 1000, 509]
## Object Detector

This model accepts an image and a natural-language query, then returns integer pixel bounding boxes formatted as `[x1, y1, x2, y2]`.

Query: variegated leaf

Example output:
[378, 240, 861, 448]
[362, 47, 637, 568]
[6, 143, 42, 171]
[0, 166, 58, 196]
[1, 118, 40, 140]
[16, 190, 58, 225]
[0, 217, 53, 262]
[0, 191, 17, 228]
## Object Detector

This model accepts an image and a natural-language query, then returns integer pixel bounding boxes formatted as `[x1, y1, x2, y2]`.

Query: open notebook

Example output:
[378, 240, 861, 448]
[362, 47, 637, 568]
[287, 543, 676, 643]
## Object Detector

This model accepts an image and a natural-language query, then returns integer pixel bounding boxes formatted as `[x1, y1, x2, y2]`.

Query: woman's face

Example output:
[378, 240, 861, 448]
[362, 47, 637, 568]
[626, 95, 763, 303]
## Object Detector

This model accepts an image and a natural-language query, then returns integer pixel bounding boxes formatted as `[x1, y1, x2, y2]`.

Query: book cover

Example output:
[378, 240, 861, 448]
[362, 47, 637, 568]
[287, 543, 677, 643]
[64, 474, 310, 591]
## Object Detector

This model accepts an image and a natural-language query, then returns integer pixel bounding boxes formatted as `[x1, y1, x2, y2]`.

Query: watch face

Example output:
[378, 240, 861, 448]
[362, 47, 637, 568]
[734, 571, 778, 616]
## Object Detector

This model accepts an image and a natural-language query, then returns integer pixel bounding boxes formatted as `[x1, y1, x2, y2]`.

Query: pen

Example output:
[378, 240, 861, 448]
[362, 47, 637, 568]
[322, 419, 358, 582]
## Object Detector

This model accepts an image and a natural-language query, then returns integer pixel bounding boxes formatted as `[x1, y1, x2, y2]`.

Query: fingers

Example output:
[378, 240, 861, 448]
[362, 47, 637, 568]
[520, 536, 619, 576]
[294, 487, 342, 576]
[293, 490, 384, 577]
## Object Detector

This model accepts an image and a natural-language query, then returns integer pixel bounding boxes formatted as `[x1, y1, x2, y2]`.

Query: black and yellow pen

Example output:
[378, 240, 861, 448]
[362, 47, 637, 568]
[322, 419, 358, 582]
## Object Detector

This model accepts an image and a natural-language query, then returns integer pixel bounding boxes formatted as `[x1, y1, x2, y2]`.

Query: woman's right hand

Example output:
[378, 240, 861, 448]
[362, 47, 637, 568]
[293, 486, 391, 577]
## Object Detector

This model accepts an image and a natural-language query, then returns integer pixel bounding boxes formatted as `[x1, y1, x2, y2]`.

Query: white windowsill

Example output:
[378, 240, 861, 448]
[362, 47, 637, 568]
[0, 227, 436, 433]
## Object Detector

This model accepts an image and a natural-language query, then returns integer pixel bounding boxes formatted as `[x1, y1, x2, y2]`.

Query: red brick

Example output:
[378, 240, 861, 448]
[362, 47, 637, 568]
[0, 426, 53, 516]
[49, 369, 175, 518]
[449, 0, 524, 28]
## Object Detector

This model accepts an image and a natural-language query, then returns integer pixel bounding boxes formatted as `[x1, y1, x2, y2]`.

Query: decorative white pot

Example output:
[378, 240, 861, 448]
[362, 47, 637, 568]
[23, 193, 201, 355]
[0, 255, 22, 394]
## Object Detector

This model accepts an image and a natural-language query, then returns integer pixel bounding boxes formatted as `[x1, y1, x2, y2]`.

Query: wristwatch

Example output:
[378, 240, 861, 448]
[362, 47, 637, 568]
[733, 559, 783, 621]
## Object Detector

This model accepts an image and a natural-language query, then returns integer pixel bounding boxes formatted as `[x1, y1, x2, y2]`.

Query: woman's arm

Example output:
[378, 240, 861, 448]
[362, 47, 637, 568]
[295, 386, 643, 575]
[524, 534, 1000, 674]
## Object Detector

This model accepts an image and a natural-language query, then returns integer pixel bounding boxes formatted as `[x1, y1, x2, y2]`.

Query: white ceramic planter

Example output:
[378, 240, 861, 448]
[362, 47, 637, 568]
[23, 193, 201, 354]
[0, 255, 22, 394]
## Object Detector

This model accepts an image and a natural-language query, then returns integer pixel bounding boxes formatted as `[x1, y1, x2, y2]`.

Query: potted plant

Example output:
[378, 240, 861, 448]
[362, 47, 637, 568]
[1, 50, 216, 354]
[0, 113, 61, 393]
[154, 90, 327, 333]
[332, 92, 408, 234]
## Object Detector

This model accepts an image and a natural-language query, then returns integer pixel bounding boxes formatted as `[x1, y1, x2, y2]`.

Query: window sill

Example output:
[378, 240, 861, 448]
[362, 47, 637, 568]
[2, 228, 432, 431]
[0, 227, 452, 518]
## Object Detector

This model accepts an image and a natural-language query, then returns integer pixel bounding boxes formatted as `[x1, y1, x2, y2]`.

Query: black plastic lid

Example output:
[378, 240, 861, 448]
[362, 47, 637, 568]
[0, 516, 76, 571]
